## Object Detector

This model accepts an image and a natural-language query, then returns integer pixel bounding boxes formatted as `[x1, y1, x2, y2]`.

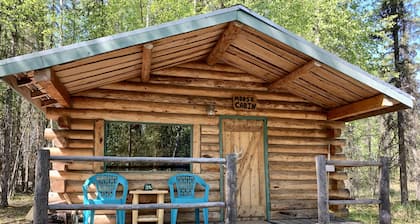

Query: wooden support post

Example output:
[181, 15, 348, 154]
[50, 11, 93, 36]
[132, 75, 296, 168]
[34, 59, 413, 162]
[141, 44, 153, 82]
[94, 120, 105, 172]
[379, 157, 391, 224]
[34, 149, 50, 224]
[316, 155, 330, 224]
[225, 153, 237, 224]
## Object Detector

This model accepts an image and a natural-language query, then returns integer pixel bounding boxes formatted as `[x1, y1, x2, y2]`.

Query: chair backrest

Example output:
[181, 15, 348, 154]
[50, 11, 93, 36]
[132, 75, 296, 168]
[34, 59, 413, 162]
[168, 173, 209, 201]
[83, 173, 128, 203]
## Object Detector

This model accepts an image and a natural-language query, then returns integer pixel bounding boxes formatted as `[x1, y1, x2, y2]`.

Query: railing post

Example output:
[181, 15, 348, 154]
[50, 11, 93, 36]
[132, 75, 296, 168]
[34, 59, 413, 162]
[225, 153, 237, 224]
[316, 155, 330, 224]
[379, 157, 391, 224]
[34, 149, 50, 224]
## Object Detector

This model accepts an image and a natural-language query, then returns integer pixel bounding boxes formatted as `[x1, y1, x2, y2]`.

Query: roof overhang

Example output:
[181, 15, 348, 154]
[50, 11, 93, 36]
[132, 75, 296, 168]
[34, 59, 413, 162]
[0, 5, 414, 121]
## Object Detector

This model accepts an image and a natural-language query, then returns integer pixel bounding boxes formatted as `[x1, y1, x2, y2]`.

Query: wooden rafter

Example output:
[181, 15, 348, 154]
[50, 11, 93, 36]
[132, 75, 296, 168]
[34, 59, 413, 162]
[141, 43, 153, 82]
[268, 60, 321, 89]
[31, 90, 48, 99]
[1, 76, 44, 111]
[327, 94, 395, 120]
[206, 22, 242, 65]
[34, 68, 71, 107]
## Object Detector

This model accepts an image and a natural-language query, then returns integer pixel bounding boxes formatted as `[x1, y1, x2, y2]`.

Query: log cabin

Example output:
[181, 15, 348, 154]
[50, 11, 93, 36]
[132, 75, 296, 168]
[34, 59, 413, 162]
[0, 5, 414, 224]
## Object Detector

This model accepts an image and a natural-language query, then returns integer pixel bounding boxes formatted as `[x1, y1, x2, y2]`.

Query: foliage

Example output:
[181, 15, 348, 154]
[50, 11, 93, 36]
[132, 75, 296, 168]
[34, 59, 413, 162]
[105, 122, 191, 171]
[349, 181, 420, 223]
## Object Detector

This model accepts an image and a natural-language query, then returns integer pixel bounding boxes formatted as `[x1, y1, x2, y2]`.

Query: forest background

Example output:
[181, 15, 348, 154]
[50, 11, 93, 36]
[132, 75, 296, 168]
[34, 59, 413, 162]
[0, 0, 419, 223]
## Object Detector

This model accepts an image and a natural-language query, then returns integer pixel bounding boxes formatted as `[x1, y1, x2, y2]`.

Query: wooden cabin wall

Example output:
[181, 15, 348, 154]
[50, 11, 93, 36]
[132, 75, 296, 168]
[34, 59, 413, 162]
[44, 65, 350, 222]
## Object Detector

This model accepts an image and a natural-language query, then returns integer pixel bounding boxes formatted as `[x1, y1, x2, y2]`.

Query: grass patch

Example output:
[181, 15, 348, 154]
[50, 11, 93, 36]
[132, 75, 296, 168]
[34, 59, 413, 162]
[0, 193, 33, 224]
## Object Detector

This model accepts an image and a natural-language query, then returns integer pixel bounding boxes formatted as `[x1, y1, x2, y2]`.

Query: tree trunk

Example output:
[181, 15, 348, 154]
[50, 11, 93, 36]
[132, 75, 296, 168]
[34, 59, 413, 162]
[398, 111, 409, 204]
[0, 88, 13, 207]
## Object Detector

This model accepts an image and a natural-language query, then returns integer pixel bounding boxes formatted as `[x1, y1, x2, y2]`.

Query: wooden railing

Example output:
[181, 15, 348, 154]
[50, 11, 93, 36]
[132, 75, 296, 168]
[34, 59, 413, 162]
[316, 155, 391, 224]
[34, 149, 238, 224]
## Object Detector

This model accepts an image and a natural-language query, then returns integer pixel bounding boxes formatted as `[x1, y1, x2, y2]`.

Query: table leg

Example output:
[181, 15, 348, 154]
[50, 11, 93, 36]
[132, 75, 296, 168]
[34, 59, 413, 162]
[132, 194, 139, 224]
[157, 193, 164, 224]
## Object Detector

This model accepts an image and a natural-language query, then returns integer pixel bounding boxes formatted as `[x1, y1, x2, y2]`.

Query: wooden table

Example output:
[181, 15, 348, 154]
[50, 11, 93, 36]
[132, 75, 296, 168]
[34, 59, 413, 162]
[129, 189, 168, 224]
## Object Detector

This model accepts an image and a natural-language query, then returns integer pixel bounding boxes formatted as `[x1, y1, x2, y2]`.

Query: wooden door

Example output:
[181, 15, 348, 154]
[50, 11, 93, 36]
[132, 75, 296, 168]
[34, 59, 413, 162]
[222, 119, 266, 219]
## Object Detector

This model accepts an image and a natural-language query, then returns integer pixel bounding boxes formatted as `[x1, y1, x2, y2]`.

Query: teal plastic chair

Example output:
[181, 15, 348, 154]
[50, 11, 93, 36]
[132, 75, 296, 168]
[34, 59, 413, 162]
[168, 173, 210, 224]
[82, 173, 128, 224]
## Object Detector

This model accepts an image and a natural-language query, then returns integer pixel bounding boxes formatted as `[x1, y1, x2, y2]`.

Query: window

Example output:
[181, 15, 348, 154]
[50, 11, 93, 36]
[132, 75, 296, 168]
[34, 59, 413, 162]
[104, 121, 192, 171]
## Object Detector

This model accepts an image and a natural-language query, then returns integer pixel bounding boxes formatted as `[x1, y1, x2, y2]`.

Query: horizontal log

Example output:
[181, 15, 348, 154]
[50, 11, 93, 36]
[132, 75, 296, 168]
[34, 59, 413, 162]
[270, 199, 318, 210]
[201, 125, 219, 135]
[176, 61, 245, 73]
[50, 170, 221, 182]
[270, 171, 347, 181]
[200, 164, 220, 172]
[329, 199, 380, 205]
[50, 155, 225, 164]
[201, 135, 219, 144]
[270, 180, 344, 191]
[327, 160, 381, 167]
[269, 137, 346, 146]
[200, 150, 219, 158]
[151, 66, 264, 82]
[149, 76, 267, 91]
[268, 128, 340, 138]
[67, 140, 93, 148]
[268, 154, 315, 163]
[44, 128, 94, 140]
[46, 108, 219, 125]
[269, 162, 315, 172]
[268, 145, 328, 154]
[49, 202, 225, 210]
[49, 147, 93, 156]
[49, 191, 222, 204]
[271, 190, 350, 200]
[201, 144, 219, 152]
[101, 82, 308, 102]
[65, 180, 220, 193]
[65, 163, 93, 171]
[67, 119, 94, 130]
[70, 97, 325, 120]
[77, 89, 323, 112]
[268, 154, 344, 163]
[270, 180, 317, 191]
[268, 118, 344, 129]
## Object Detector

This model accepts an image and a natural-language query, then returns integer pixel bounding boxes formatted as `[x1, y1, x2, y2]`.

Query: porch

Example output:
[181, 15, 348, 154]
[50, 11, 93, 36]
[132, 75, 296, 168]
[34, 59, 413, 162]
[34, 149, 390, 224]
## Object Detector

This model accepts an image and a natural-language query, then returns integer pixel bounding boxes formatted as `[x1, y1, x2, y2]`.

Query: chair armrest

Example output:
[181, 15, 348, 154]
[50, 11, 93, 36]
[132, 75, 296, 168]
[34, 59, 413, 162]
[82, 182, 90, 204]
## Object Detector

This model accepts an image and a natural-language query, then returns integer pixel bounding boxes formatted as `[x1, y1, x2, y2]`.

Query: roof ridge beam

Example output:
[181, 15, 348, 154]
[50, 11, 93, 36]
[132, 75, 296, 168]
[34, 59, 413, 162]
[206, 22, 243, 65]
[268, 60, 321, 89]
[34, 68, 71, 107]
[327, 94, 395, 120]
[141, 43, 154, 82]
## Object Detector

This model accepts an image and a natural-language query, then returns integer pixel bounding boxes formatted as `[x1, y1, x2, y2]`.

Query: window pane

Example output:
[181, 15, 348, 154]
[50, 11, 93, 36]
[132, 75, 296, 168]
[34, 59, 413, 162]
[105, 122, 192, 171]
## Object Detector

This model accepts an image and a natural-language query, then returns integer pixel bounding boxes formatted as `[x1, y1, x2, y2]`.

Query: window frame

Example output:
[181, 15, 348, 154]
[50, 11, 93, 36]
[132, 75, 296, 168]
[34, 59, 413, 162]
[104, 120, 193, 172]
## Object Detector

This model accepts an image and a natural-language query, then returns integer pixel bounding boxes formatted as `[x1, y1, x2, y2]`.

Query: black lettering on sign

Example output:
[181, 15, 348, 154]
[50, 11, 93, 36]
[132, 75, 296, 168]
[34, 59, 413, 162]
[232, 95, 257, 111]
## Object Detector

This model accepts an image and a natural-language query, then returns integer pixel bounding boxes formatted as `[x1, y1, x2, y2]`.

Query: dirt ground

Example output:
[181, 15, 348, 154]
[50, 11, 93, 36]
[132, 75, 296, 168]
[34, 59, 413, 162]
[0, 194, 33, 224]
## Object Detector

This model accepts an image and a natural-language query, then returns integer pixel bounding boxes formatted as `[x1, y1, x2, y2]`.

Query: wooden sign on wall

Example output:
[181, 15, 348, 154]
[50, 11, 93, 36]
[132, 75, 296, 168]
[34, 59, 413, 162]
[232, 95, 257, 111]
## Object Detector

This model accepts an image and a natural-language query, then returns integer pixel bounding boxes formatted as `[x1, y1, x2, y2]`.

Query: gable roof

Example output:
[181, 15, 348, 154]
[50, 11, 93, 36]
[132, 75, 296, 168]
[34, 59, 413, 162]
[0, 5, 414, 121]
